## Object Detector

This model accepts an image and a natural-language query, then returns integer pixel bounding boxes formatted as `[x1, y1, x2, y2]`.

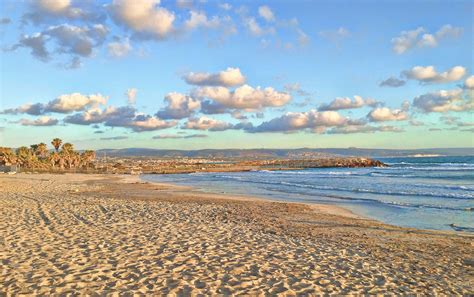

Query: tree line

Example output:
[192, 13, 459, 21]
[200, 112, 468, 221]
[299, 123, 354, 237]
[0, 138, 96, 170]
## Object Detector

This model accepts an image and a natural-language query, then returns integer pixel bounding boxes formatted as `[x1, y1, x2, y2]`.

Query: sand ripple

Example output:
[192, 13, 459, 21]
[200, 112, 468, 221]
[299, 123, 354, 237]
[0, 174, 473, 295]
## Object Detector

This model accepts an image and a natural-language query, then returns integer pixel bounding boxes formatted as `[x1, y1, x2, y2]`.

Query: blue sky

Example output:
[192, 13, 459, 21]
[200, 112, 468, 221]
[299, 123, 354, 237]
[0, 0, 473, 149]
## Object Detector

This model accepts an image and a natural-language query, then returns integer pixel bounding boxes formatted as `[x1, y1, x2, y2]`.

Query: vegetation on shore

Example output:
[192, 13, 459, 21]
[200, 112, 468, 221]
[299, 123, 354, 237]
[0, 139, 96, 170]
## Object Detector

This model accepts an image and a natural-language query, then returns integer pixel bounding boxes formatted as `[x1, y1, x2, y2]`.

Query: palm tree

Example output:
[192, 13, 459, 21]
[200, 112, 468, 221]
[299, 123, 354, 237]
[60, 143, 75, 169]
[61, 143, 74, 154]
[81, 150, 96, 168]
[49, 152, 60, 168]
[36, 143, 48, 159]
[16, 146, 36, 167]
[0, 147, 17, 166]
[51, 138, 62, 152]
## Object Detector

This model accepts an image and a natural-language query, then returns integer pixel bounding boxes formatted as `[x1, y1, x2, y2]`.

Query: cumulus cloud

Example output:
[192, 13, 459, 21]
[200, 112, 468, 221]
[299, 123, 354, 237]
[2, 103, 46, 116]
[152, 133, 207, 139]
[64, 106, 135, 125]
[23, 0, 105, 24]
[367, 106, 409, 122]
[318, 96, 379, 111]
[108, 0, 175, 40]
[391, 25, 463, 54]
[183, 67, 245, 87]
[284, 83, 310, 97]
[18, 116, 58, 126]
[183, 116, 234, 131]
[184, 11, 220, 31]
[156, 92, 200, 119]
[108, 37, 132, 57]
[247, 110, 359, 133]
[243, 17, 275, 36]
[327, 125, 404, 134]
[193, 84, 291, 110]
[124, 115, 175, 131]
[258, 6, 275, 22]
[403, 65, 466, 84]
[413, 89, 473, 112]
[126, 88, 137, 105]
[379, 77, 406, 87]
[2, 93, 108, 115]
[11, 24, 108, 66]
[46, 93, 108, 113]
[12, 33, 50, 62]
[463, 75, 474, 90]
[64, 105, 176, 132]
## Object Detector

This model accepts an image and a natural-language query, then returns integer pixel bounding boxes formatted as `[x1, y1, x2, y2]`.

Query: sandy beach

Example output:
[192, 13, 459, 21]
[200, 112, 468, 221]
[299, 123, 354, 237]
[1, 173, 473, 295]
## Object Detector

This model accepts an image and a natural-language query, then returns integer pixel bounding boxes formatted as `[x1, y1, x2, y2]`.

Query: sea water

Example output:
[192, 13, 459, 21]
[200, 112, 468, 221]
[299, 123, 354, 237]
[142, 156, 474, 232]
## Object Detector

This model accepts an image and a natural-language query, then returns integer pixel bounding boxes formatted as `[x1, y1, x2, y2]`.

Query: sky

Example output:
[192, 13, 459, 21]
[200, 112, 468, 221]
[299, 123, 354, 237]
[0, 0, 473, 150]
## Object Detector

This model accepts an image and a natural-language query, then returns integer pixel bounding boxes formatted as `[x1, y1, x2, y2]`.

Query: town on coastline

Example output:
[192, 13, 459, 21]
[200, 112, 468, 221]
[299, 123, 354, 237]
[1, 139, 386, 175]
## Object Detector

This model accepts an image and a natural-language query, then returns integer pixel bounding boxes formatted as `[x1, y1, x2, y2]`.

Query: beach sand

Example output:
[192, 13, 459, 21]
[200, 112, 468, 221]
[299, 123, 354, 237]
[1, 173, 473, 295]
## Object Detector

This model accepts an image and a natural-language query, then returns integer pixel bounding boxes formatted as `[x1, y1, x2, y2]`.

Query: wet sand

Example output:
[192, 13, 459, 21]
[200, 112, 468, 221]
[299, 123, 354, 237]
[0, 173, 473, 295]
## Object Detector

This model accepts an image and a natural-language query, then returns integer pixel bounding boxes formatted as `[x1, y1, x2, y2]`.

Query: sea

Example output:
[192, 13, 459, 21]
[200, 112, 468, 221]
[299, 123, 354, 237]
[141, 156, 474, 232]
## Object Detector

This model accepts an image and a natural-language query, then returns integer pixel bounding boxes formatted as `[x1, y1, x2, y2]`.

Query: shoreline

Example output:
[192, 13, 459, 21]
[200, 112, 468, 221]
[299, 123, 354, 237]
[139, 173, 474, 235]
[1, 173, 473, 294]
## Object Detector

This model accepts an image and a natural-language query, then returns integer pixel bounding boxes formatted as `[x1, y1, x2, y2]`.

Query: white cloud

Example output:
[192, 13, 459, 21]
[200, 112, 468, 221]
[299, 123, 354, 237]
[108, 0, 175, 40]
[11, 24, 108, 66]
[258, 6, 275, 22]
[403, 65, 466, 84]
[24, 0, 104, 24]
[46, 93, 108, 113]
[297, 29, 310, 46]
[2, 103, 45, 116]
[19, 116, 58, 126]
[126, 88, 137, 105]
[193, 84, 291, 110]
[243, 17, 275, 36]
[35, 0, 71, 15]
[2, 93, 108, 115]
[156, 92, 200, 119]
[318, 96, 379, 111]
[463, 75, 474, 90]
[128, 116, 176, 131]
[184, 11, 220, 31]
[184, 116, 234, 131]
[183, 67, 246, 87]
[248, 110, 357, 133]
[379, 77, 406, 87]
[413, 89, 473, 112]
[391, 25, 463, 54]
[108, 38, 132, 57]
[367, 107, 409, 122]
[64, 105, 176, 132]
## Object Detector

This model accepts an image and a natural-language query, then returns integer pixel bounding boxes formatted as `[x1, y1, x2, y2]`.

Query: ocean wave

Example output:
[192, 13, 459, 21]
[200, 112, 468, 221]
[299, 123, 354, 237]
[276, 181, 474, 200]
[267, 188, 472, 212]
[387, 166, 474, 171]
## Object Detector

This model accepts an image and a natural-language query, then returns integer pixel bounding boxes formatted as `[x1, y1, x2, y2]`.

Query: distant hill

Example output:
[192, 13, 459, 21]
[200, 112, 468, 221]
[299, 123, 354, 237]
[96, 147, 474, 158]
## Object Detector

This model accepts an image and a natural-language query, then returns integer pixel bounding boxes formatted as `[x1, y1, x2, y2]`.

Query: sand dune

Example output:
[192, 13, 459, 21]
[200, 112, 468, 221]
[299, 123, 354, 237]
[0, 174, 473, 295]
